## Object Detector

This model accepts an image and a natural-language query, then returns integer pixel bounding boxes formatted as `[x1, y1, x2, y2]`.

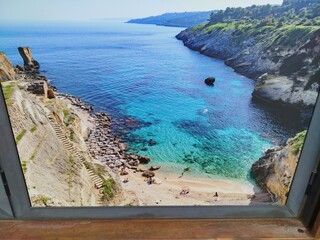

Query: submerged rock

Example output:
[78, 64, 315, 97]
[148, 139, 157, 146]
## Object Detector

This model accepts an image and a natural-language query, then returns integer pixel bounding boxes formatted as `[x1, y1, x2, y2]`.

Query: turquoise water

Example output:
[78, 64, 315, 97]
[0, 21, 304, 180]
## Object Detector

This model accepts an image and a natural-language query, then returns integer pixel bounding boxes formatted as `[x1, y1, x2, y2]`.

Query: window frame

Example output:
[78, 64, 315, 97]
[0, 83, 319, 221]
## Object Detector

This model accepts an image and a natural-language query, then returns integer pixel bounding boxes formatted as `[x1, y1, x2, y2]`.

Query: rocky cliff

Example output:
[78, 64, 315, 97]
[0, 52, 16, 81]
[2, 79, 102, 206]
[251, 131, 306, 204]
[176, 0, 320, 109]
[1, 52, 124, 207]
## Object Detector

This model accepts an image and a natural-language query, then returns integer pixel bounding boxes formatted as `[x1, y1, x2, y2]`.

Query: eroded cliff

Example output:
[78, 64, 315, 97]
[176, 0, 320, 109]
[251, 131, 306, 204]
[0, 52, 16, 81]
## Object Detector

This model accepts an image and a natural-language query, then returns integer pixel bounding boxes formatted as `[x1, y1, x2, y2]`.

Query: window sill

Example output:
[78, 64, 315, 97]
[0, 218, 317, 239]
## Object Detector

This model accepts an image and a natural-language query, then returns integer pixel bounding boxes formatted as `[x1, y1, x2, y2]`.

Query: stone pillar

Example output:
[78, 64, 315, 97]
[18, 47, 40, 69]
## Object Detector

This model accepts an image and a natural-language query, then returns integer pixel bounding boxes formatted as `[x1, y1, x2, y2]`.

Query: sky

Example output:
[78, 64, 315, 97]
[0, 0, 284, 21]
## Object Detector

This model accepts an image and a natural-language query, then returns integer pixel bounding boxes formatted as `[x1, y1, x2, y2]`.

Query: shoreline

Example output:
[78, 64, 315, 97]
[7, 47, 274, 206]
[55, 82, 274, 206]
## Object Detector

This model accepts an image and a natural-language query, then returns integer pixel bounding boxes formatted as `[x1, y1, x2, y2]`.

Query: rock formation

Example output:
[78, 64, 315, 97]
[0, 52, 15, 81]
[205, 77, 216, 86]
[18, 47, 40, 70]
[251, 131, 306, 204]
[176, 1, 320, 109]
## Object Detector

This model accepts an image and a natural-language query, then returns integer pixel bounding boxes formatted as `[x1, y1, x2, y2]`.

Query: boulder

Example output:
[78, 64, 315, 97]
[129, 155, 138, 160]
[114, 160, 123, 168]
[47, 89, 56, 99]
[149, 166, 161, 171]
[138, 155, 151, 164]
[18, 47, 40, 69]
[204, 77, 216, 86]
[120, 169, 129, 176]
[128, 159, 139, 167]
[142, 170, 155, 178]
[16, 64, 24, 71]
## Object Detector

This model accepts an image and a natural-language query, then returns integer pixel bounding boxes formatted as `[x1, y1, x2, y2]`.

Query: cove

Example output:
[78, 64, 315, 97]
[0, 20, 304, 181]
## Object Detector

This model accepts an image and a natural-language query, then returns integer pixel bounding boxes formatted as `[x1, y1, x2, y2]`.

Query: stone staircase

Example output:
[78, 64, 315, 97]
[47, 113, 104, 193]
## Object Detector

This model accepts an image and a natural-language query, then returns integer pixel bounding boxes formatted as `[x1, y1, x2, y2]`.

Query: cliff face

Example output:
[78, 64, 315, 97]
[176, 3, 320, 109]
[0, 52, 16, 81]
[251, 131, 306, 204]
[2, 80, 100, 206]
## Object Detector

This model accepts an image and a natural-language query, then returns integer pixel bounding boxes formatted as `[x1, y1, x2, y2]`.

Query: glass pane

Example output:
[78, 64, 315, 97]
[0, 0, 319, 208]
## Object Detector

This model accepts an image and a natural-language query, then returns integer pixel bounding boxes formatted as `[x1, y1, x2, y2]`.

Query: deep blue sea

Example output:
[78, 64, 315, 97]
[0, 20, 304, 181]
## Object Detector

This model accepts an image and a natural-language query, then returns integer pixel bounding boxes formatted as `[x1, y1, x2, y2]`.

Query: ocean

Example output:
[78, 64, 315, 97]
[0, 20, 304, 181]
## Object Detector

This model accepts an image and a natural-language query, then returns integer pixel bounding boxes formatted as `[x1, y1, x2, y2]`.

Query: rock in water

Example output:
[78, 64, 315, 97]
[0, 52, 16, 81]
[205, 77, 215, 86]
[138, 156, 151, 164]
[18, 47, 40, 69]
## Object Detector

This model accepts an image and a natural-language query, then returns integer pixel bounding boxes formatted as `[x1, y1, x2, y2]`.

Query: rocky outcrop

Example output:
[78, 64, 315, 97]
[0, 52, 15, 81]
[176, 19, 320, 109]
[18, 47, 40, 70]
[252, 29, 320, 108]
[205, 77, 216, 86]
[251, 131, 306, 204]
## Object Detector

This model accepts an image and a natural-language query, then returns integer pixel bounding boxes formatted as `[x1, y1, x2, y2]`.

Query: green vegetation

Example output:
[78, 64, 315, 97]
[208, 1, 320, 26]
[192, 0, 319, 47]
[290, 130, 307, 155]
[21, 160, 27, 174]
[68, 156, 75, 165]
[30, 126, 37, 133]
[1, 83, 15, 106]
[63, 109, 76, 127]
[63, 109, 70, 118]
[101, 177, 117, 201]
[83, 161, 93, 171]
[16, 129, 27, 144]
[33, 196, 52, 207]
[29, 152, 36, 161]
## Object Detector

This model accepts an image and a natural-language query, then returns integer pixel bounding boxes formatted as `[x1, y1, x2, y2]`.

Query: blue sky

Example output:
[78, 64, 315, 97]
[1, 0, 283, 21]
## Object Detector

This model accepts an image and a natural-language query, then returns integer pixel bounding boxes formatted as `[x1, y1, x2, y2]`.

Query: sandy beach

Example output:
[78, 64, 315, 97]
[60, 94, 271, 206]
[119, 166, 271, 206]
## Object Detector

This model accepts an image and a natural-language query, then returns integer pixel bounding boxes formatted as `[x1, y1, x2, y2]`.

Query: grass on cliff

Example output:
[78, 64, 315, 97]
[21, 160, 27, 174]
[1, 83, 15, 106]
[289, 130, 307, 155]
[30, 126, 37, 133]
[63, 109, 76, 127]
[16, 129, 27, 144]
[101, 177, 117, 201]
[63, 109, 70, 118]
[33, 196, 52, 207]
